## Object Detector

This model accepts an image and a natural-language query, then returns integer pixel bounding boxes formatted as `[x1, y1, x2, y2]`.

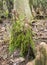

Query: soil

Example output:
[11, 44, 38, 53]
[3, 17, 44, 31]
[0, 19, 47, 65]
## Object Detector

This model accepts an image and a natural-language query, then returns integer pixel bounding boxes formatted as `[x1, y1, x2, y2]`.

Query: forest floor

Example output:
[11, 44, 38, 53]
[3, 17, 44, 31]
[0, 19, 25, 65]
[0, 20, 47, 65]
[0, 19, 11, 65]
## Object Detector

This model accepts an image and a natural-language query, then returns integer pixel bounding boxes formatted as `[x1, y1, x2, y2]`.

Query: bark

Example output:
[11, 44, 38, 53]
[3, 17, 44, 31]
[14, 0, 33, 21]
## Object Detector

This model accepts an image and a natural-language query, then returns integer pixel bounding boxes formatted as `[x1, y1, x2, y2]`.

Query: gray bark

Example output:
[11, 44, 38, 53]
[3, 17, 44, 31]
[14, 0, 33, 21]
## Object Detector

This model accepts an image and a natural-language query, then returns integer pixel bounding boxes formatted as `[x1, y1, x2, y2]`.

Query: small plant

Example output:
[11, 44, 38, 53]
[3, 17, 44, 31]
[9, 17, 35, 59]
[4, 10, 9, 18]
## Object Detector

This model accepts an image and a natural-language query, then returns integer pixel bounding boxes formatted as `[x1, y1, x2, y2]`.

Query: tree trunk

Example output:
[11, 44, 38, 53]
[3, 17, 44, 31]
[14, 0, 33, 21]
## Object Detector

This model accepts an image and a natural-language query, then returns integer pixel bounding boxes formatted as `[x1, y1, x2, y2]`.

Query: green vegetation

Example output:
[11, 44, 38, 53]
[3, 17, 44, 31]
[9, 17, 35, 57]
[0, 0, 47, 63]
[0, 0, 3, 10]
[29, 0, 47, 8]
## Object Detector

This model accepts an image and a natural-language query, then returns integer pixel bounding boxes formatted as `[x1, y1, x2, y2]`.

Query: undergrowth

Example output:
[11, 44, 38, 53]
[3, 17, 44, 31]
[9, 17, 35, 58]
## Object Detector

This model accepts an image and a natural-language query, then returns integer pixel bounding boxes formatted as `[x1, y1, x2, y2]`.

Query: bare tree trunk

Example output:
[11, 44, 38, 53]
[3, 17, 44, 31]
[14, 0, 33, 21]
